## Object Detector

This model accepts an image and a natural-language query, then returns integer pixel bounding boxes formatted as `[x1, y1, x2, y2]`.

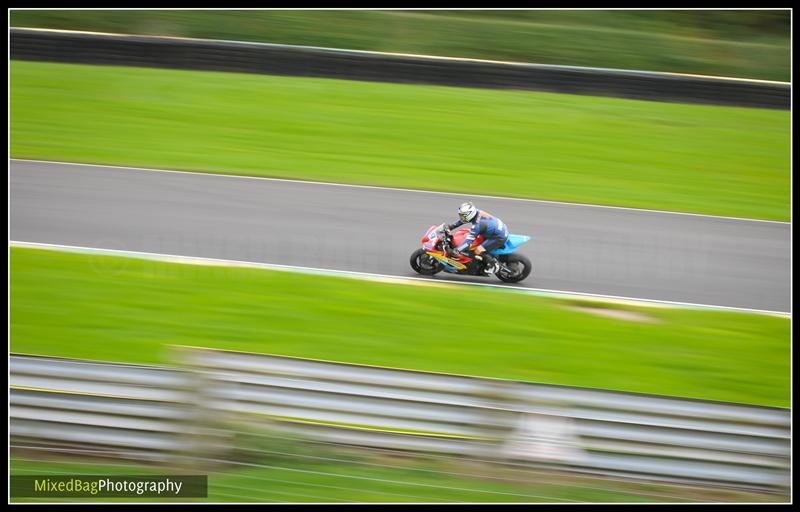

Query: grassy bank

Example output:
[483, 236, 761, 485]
[12, 452, 783, 503]
[10, 61, 790, 220]
[10, 9, 790, 81]
[10, 247, 790, 407]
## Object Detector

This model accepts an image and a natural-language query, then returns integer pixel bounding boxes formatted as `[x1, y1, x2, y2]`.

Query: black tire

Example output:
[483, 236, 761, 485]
[497, 253, 532, 283]
[410, 249, 443, 275]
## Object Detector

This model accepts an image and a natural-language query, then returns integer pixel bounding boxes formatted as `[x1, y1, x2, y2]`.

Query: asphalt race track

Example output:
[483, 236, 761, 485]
[10, 160, 791, 312]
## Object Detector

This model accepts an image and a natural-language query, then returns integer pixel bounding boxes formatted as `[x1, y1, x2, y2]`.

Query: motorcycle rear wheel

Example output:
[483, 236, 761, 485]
[497, 253, 532, 283]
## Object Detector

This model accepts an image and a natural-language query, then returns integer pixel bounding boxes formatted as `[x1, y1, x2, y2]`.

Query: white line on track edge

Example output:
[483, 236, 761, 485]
[9, 240, 790, 317]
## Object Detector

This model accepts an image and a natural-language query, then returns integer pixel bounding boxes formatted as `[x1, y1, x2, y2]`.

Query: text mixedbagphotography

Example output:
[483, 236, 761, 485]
[11, 475, 208, 498]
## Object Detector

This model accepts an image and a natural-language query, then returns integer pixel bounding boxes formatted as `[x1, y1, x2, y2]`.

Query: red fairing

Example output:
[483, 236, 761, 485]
[451, 227, 484, 250]
[421, 225, 441, 250]
[421, 225, 439, 244]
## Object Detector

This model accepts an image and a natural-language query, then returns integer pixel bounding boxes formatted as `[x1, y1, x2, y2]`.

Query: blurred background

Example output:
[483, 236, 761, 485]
[9, 9, 791, 80]
[9, 8, 791, 504]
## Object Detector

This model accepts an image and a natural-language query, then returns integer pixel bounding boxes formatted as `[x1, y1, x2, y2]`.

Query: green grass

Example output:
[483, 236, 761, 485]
[10, 61, 790, 220]
[7, 457, 648, 503]
[10, 9, 790, 81]
[10, 247, 790, 407]
[10, 431, 787, 503]
[11, 457, 775, 504]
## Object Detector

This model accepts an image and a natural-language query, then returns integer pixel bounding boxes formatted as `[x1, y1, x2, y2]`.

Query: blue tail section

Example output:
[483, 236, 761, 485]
[490, 234, 531, 256]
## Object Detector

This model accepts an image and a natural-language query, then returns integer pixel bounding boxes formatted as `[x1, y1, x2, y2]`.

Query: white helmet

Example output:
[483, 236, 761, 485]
[458, 202, 478, 223]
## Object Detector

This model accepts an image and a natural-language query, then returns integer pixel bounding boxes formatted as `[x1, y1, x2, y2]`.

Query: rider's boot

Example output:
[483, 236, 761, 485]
[481, 253, 500, 275]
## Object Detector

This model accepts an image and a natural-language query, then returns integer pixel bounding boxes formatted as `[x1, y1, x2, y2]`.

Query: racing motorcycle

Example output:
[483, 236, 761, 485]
[410, 224, 532, 283]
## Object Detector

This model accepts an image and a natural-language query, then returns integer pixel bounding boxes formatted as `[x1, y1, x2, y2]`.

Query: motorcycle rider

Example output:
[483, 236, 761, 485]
[445, 202, 509, 275]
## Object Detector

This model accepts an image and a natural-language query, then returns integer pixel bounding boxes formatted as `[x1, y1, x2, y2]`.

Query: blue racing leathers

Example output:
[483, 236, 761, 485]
[447, 210, 509, 253]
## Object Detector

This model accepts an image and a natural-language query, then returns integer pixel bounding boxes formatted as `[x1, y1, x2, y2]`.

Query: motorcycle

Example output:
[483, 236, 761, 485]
[410, 224, 532, 283]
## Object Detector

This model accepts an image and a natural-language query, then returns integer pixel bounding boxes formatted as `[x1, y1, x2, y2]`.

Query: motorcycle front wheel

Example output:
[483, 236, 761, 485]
[410, 249, 443, 275]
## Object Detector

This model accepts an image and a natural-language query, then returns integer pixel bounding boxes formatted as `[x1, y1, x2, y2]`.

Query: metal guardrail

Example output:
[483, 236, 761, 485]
[9, 28, 790, 109]
[181, 348, 790, 490]
[10, 351, 790, 490]
[9, 355, 202, 461]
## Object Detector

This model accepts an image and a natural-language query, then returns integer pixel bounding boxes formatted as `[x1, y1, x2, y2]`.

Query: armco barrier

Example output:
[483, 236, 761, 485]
[10, 351, 790, 490]
[180, 348, 790, 490]
[10, 28, 790, 109]
[9, 354, 215, 462]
